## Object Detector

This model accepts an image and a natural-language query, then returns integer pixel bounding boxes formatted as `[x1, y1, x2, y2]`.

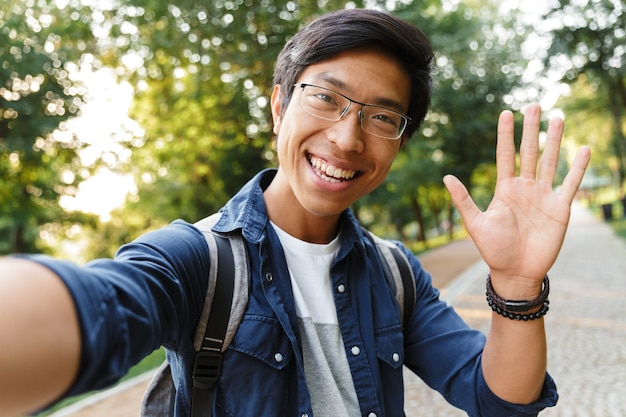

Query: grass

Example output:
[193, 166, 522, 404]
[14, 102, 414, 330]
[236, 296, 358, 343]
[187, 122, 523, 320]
[407, 228, 470, 256]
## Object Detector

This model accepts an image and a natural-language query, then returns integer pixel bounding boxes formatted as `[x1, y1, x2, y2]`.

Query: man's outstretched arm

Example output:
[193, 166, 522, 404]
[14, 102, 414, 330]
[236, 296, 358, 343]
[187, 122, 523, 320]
[0, 258, 81, 417]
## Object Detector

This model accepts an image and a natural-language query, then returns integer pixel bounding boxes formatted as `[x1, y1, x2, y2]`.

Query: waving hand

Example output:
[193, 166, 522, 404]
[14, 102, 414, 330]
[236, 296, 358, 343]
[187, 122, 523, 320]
[443, 104, 591, 297]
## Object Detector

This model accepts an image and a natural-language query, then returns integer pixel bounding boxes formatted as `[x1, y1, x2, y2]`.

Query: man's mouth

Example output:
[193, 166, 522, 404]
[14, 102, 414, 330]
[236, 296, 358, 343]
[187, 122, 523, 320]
[309, 155, 359, 183]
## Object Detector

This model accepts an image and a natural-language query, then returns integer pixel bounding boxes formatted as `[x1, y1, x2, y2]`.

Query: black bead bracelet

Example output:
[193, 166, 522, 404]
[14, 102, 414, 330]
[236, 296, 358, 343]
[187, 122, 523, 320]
[487, 299, 550, 321]
[486, 275, 550, 321]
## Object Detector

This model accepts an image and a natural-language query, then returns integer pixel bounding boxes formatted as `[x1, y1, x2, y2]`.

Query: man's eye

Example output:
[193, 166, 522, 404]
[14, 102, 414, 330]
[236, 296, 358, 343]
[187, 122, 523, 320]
[313, 93, 335, 103]
[372, 112, 400, 127]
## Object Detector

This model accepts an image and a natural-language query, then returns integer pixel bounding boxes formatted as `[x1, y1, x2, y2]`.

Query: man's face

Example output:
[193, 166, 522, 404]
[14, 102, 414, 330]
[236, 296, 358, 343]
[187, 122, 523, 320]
[270, 46, 411, 219]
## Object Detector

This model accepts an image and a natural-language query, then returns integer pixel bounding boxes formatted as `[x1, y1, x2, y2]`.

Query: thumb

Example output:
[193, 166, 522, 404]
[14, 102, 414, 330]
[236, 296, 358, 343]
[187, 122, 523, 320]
[443, 174, 481, 226]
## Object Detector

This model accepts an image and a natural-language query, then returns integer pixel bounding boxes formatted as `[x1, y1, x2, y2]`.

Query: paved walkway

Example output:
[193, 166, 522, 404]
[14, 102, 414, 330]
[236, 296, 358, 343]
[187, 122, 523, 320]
[52, 203, 626, 416]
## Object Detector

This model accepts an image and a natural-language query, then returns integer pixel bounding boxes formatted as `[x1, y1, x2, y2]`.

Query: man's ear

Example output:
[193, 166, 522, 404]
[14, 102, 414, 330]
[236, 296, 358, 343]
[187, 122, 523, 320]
[270, 85, 282, 135]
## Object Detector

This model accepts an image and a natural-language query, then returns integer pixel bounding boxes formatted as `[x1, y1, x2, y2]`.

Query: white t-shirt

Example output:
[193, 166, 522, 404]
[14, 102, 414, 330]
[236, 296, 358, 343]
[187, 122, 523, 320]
[271, 222, 360, 417]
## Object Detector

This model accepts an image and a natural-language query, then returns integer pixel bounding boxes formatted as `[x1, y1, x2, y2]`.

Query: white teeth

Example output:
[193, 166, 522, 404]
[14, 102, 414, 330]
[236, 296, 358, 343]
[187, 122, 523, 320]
[309, 156, 356, 181]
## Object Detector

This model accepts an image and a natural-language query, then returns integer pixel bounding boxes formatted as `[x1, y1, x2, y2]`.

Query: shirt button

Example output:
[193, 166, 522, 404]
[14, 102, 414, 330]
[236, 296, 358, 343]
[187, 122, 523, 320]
[337, 284, 346, 293]
[350, 346, 360, 356]
[274, 353, 284, 363]
[392, 352, 400, 363]
[264, 272, 273, 282]
[301, 414, 309, 417]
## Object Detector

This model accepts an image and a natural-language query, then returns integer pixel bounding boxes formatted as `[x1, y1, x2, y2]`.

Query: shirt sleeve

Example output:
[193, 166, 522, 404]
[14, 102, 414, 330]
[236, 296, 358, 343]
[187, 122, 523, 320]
[399, 244, 557, 417]
[20, 220, 210, 397]
[476, 370, 558, 417]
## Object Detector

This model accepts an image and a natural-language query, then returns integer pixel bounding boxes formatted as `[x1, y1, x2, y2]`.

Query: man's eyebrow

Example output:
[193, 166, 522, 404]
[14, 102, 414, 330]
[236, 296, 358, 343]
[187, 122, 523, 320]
[314, 74, 350, 92]
[311, 73, 407, 113]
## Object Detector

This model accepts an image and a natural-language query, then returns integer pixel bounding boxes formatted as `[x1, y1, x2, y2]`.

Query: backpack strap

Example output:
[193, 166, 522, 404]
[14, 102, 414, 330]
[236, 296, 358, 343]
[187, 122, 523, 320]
[190, 233, 234, 417]
[193, 214, 249, 353]
[363, 228, 416, 329]
[190, 213, 249, 417]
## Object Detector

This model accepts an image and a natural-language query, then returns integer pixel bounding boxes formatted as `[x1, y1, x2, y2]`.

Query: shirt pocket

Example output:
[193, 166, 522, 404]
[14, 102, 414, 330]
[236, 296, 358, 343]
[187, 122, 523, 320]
[215, 315, 294, 416]
[227, 314, 293, 369]
[375, 329, 404, 370]
[375, 329, 407, 416]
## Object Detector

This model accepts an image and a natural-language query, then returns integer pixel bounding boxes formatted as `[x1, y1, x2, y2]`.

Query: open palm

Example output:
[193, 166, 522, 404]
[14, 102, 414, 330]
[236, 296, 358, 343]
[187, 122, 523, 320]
[444, 104, 591, 294]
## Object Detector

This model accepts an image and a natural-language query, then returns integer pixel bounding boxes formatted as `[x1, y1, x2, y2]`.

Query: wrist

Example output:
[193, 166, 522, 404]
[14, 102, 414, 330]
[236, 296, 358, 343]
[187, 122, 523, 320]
[488, 272, 546, 300]
[486, 275, 550, 321]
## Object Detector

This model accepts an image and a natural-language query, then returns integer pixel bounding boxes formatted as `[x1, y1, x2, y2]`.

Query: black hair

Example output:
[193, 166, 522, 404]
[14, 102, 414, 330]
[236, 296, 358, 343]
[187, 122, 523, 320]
[273, 8, 434, 139]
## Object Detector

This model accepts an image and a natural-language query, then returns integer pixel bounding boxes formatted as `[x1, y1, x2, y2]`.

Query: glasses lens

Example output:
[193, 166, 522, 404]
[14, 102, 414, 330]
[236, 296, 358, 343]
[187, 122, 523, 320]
[299, 85, 348, 121]
[361, 106, 407, 139]
[296, 84, 407, 140]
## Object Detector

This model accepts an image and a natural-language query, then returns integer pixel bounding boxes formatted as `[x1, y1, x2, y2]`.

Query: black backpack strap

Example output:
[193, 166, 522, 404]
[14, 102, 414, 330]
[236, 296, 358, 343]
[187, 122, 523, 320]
[362, 228, 416, 329]
[191, 234, 235, 417]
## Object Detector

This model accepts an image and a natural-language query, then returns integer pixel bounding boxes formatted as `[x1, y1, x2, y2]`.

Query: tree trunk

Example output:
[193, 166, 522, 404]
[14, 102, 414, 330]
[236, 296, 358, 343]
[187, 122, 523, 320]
[607, 78, 626, 198]
[11, 223, 26, 254]
[447, 202, 455, 241]
[410, 195, 427, 244]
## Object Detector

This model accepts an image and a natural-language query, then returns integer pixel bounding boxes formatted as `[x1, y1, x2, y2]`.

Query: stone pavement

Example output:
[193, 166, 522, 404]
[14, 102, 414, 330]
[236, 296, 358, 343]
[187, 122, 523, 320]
[51, 203, 626, 416]
[541, 203, 626, 417]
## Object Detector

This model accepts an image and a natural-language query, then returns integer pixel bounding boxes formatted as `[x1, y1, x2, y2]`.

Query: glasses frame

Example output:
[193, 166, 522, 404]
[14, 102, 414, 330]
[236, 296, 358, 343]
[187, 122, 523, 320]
[293, 83, 411, 140]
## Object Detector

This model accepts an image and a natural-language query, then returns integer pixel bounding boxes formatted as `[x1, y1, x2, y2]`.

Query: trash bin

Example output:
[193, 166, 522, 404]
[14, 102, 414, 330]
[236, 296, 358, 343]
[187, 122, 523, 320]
[601, 203, 613, 221]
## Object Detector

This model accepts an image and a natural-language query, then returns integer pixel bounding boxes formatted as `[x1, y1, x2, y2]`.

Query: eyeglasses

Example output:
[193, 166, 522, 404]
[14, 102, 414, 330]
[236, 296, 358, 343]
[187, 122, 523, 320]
[293, 83, 411, 140]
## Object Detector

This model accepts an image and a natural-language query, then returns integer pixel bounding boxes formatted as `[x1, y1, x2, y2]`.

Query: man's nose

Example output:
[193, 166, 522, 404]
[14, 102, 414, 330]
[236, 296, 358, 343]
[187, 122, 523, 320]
[328, 108, 365, 153]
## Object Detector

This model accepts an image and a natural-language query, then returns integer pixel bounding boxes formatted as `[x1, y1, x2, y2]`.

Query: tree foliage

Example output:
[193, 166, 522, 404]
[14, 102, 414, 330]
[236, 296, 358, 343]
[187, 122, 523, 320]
[3, 0, 579, 256]
[0, 0, 99, 254]
[545, 0, 625, 195]
[96, 0, 363, 233]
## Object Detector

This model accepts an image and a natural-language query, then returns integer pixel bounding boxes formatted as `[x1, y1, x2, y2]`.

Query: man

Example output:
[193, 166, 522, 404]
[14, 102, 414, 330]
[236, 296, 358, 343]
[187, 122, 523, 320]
[0, 8, 590, 417]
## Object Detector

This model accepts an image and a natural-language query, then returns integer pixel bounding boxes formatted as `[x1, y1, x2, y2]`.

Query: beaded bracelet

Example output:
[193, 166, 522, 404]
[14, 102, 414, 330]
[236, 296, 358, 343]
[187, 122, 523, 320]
[486, 275, 550, 321]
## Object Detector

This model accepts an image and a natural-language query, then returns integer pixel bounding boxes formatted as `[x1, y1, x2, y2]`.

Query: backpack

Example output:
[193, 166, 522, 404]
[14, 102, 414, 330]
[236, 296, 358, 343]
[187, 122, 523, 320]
[141, 213, 416, 417]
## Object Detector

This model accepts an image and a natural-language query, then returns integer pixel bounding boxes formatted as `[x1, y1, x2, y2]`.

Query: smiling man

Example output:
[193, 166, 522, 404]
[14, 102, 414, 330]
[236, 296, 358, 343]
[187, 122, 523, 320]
[265, 46, 411, 243]
[0, 8, 590, 417]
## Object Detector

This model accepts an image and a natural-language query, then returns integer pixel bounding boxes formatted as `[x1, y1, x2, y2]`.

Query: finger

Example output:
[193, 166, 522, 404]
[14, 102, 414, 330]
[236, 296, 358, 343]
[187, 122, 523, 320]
[519, 104, 542, 179]
[496, 110, 516, 181]
[559, 146, 591, 204]
[537, 116, 564, 186]
[443, 174, 481, 227]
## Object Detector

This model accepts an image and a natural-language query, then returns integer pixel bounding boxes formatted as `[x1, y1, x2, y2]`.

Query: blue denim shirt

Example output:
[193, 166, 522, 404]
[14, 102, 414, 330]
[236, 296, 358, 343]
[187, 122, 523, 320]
[32, 169, 557, 416]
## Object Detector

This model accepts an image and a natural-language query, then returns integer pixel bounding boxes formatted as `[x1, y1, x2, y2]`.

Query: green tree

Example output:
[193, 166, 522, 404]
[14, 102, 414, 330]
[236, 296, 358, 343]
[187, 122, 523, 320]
[557, 76, 620, 200]
[0, 0, 98, 254]
[545, 0, 625, 196]
[1, 0, 545, 256]
[95, 0, 365, 235]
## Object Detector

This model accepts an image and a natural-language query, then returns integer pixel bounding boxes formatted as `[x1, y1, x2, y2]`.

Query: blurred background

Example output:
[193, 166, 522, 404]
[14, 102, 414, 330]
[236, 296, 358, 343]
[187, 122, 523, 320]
[1, 0, 625, 261]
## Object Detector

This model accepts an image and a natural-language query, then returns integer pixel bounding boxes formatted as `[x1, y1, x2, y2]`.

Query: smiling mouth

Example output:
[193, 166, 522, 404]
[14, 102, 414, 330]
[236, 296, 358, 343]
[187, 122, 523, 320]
[308, 154, 360, 183]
